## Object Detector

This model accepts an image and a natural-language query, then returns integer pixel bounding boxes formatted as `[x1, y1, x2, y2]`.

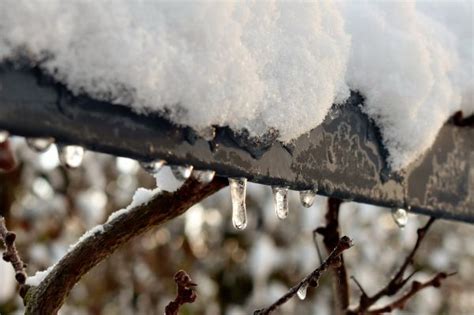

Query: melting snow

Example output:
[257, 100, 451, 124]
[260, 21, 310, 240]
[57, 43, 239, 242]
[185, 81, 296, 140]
[0, 0, 472, 169]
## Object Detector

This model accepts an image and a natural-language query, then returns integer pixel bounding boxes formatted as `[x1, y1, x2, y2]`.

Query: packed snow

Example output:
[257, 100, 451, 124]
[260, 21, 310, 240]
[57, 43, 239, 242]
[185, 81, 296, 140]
[0, 1, 472, 169]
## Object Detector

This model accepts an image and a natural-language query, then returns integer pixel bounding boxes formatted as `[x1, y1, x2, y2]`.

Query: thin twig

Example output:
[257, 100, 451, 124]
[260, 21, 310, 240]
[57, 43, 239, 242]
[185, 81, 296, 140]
[366, 272, 456, 314]
[0, 216, 29, 297]
[350, 276, 368, 298]
[165, 270, 198, 315]
[350, 217, 437, 313]
[312, 229, 323, 265]
[254, 236, 354, 315]
[24, 177, 228, 315]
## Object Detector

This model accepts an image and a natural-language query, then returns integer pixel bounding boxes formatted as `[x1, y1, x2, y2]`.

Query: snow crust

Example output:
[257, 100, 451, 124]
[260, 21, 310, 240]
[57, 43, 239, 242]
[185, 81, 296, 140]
[0, 1, 472, 169]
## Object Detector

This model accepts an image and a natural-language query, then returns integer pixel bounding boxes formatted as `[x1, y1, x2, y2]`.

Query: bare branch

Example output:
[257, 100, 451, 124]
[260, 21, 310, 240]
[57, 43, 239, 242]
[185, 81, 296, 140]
[350, 276, 368, 298]
[165, 270, 198, 315]
[0, 216, 29, 296]
[350, 217, 437, 313]
[254, 236, 354, 315]
[312, 229, 323, 265]
[24, 177, 228, 315]
[366, 272, 456, 314]
[316, 198, 350, 313]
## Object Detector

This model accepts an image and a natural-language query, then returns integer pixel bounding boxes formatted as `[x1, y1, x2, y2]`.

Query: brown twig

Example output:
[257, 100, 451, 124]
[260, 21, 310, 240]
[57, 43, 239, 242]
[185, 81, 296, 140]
[165, 270, 198, 315]
[366, 272, 456, 314]
[254, 236, 354, 315]
[0, 216, 29, 296]
[23, 177, 227, 315]
[350, 217, 436, 314]
[0, 217, 27, 281]
[315, 198, 350, 313]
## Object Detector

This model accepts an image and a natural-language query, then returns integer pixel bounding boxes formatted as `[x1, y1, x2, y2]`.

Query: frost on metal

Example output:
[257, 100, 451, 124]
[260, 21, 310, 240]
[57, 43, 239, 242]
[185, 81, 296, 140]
[0, 0, 472, 169]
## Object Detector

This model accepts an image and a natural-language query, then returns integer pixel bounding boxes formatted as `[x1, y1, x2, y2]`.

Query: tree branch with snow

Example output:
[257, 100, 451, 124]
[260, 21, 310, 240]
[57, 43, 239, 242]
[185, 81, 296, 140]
[19, 176, 227, 315]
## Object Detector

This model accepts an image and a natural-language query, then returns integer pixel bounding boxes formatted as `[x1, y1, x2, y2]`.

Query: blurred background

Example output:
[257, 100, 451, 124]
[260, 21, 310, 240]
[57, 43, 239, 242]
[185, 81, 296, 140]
[0, 137, 473, 315]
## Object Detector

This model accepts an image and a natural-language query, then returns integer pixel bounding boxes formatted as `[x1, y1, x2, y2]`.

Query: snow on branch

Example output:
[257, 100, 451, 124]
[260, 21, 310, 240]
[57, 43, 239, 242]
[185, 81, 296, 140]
[21, 176, 227, 315]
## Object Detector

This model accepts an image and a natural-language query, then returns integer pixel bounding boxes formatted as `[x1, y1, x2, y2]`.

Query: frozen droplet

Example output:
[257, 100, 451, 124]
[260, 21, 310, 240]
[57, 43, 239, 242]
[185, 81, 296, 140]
[297, 282, 308, 300]
[391, 208, 408, 228]
[229, 178, 247, 230]
[26, 137, 54, 152]
[192, 170, 215, 183]
[300, 189, 317, 208]
[140, 159, 165, 174]
[171, 165, 194, 181]
[272, 186, 289, 219]
[58, 145, 84, 168]
[0, 130, 9, 143]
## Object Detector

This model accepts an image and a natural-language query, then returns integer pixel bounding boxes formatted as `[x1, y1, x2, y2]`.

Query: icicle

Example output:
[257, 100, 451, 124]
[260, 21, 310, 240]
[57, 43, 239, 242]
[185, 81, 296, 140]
[300, 189, 317, 208]
[297, 282, 308, 300]
[26, 137, 54, 152]
[0, 130, 9, 143]
[229, 177, 247, 230]
[192, 170, 215, 183]
[272, 186, 289, 219]
[391, 208, 408, 228]
[171, 165, 194, 181]
[140, 159, 165, 174]
[58, 145, 84, 168]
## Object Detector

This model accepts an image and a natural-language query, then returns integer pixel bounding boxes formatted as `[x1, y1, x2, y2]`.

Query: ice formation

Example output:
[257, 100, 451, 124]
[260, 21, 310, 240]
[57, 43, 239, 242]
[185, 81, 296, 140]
[229, 177, 248, 230]
[0, 1, 472, 169]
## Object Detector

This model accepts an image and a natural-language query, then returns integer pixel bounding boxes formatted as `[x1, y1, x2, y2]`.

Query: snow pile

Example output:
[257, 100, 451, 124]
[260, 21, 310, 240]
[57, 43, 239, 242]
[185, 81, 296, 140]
[0, 0, 472, 169]
[341, 1, 472, 168]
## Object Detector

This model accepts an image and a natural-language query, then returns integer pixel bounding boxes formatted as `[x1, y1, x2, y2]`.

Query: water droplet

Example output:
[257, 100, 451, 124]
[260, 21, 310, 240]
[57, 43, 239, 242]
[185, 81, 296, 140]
[272, 186, 289, 219]
[300, 189, 317, 208]
[391, 208, 408, 228]
[26, 137, 54, 152]
[58, 145, 84, 168]
[0, 130, 9, 143]
[229, 178, 247, 230]
[297, 282, 308, 300]
[171, 165, 194, 181]
[140, 159, 165, 174]
[192, 170, 215, 183]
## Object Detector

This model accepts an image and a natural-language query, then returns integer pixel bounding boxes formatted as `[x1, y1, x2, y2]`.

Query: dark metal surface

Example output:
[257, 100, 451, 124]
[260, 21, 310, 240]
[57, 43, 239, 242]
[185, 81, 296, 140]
[0, 62, 472, 223]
